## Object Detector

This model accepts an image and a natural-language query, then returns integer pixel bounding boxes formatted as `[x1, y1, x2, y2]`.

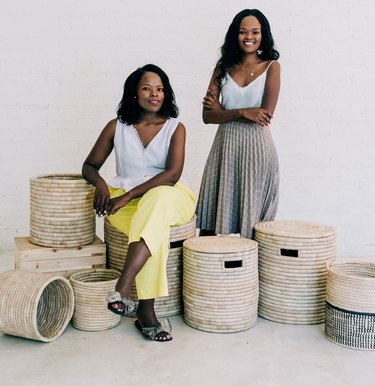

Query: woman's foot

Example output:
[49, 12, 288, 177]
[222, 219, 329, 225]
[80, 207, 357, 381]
[135, 299, 172, 342]
[135, 319, 172, 342]
[106, 290, 137, 316]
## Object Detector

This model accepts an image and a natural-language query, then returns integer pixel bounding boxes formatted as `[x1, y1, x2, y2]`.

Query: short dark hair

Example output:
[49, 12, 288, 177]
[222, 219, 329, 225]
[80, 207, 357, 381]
[117, 64, 179, 124]
[215, 9, 280, 88]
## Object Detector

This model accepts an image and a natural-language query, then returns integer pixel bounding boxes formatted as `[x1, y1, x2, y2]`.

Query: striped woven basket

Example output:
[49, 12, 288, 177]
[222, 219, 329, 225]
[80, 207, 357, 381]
[104, 216, 197, 317]
[255, 220, 336, 324]
[183, 236, 259, 333]
[325, 260, 375, 350]
[30, 173, 96, 247]
[0, 269, 74, 342]
[69, 268, 121, 331]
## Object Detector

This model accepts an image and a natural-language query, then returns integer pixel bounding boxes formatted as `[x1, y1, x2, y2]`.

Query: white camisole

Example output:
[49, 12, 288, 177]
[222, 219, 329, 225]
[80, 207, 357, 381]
[221, 60, 275, 110]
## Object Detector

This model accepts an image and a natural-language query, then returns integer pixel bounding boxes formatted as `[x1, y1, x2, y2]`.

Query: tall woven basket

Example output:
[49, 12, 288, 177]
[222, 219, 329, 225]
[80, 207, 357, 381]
[30, 173, 95, 247]
[0, 269, 74, 342]
[104, 216, 196, 317]
[255, 220, 336, 324]
[325, 261, 375, 350]
[70, 268, 121, 331]
[183, 236, 259, 333]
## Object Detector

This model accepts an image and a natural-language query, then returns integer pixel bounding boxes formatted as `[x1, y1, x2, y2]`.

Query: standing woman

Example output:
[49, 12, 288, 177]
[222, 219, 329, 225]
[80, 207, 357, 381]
[82, 64, 195, 342]
[196, 9, 280, 238]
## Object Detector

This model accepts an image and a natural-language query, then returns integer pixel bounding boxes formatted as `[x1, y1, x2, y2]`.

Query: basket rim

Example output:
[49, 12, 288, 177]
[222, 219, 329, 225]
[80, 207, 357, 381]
[327, 260, 375, 281]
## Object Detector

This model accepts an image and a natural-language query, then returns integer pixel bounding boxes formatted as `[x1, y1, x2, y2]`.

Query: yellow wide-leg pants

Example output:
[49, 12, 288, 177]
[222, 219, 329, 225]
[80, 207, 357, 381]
[107, 183, 196, 300]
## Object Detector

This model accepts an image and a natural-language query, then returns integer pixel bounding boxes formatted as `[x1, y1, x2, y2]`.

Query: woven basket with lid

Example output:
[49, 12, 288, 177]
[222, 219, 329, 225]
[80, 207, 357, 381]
[183, 236, 258, 333]
[255, 220, 336, 324]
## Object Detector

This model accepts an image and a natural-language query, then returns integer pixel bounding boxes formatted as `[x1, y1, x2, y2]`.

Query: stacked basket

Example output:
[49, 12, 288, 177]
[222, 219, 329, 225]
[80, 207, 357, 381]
[104, 216, 197, 317]
[255, 220, 336, 324]
[183, 236, 259, 333]
[325, 261, 375, 350]
[30, 173, 95, 247]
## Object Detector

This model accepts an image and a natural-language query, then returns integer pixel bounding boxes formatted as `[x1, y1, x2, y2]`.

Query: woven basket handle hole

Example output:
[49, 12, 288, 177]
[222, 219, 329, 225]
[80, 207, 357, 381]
[281, 248, 299, 257]
[224, 260, 243, 269]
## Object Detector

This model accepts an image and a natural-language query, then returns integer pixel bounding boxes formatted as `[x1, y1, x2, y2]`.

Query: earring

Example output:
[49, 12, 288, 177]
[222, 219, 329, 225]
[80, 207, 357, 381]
[257, 49, 263, 55]
[133, 96, 136, 99]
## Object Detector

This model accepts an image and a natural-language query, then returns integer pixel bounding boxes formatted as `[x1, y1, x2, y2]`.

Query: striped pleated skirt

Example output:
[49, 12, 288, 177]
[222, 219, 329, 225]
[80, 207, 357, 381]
[196, 120, 279, 239]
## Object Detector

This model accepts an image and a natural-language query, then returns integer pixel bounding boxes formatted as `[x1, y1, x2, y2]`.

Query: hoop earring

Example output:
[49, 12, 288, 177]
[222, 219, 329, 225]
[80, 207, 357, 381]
[257, 49, 263, 55]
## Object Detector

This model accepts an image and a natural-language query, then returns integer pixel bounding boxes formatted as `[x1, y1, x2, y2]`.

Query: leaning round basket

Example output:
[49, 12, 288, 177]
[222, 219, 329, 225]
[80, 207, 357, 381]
[0, 269, 74, 342]
[69, 268, 121, 331]
[325, 260, 375, 350]
[29, 173, 95, 247]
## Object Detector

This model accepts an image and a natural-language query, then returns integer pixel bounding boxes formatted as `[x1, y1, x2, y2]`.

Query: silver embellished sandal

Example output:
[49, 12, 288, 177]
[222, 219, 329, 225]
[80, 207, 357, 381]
[135, 318, 173, 342]
[106, 290, 137, 316]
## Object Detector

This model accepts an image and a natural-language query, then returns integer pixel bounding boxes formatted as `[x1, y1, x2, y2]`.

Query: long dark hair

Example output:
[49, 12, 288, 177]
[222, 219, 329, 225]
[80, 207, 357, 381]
[215, 9, 280, 88]
[117, 64, 179, 124]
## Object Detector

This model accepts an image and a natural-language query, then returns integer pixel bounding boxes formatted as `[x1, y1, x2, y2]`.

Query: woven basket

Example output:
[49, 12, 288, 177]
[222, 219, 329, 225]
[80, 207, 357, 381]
[325, 261, 375, 350]
[104, 216, 196, 317]
[183, 236, 258, 333]
[30, 173, 95, 247]
[255, 220, 336, 324]
[69, 268, 121, 331]
[0, 269, 74, 342]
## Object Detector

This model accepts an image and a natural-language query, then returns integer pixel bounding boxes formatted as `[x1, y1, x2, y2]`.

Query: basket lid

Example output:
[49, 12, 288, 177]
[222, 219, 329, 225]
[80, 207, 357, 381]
[183, 236, 257, 254]
[254, 220, 335, 239]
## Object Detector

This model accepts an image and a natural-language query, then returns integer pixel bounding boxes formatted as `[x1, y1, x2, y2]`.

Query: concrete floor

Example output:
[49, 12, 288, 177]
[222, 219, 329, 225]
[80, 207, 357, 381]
[1, 250, 374, 386]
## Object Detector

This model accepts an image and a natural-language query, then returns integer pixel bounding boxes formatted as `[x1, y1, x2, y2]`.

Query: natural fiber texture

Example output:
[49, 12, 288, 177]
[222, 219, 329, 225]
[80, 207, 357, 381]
[183, 236, 258, 333]
[0, 269, 74, 342]
[30, 173, 96, 247]
[69, 269, 121, 331]
[254, 220, 336, 239]
[104, 216, 196, 317]
[325, 301, 375, 350]
[255, 220, 336, 325]
[326, 261, 375, 313]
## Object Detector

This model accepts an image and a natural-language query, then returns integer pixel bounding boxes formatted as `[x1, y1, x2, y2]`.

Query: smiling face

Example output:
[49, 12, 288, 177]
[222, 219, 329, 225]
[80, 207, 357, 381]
[136, 72, 165, 113]
[238, 15, 262, 54]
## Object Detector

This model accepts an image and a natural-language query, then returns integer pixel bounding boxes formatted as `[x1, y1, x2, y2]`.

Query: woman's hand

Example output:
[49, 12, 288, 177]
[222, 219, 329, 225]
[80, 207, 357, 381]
[241, 107, 273, 127]
[107, 193, 132, 215]
[203, 89, 223, 111]
[93, 179, 111, 217]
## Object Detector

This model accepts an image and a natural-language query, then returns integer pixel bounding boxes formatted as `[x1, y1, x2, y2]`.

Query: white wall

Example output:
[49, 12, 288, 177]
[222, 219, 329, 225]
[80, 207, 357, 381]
[1, 0, 374, 256]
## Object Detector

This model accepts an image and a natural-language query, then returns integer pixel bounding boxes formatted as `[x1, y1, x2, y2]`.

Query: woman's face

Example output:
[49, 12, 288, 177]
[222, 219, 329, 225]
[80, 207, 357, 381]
[136, 72, 165, 113]
[237, 16, 262, 54]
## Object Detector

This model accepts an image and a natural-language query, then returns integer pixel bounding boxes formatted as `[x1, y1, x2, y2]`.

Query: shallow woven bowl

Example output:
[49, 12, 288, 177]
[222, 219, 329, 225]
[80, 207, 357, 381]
[0, 269, 74, 342]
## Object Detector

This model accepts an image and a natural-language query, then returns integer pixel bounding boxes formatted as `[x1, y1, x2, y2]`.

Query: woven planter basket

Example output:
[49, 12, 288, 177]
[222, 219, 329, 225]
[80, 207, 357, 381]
[0, 269, 74, 342]
[104, 216, 196, 317]
[255, 220, 336, 325]
[325, 261, 375, 350]
[183, 236, 258, 333]
[69, 268, 121, 331]
[30, 173, 95, 247]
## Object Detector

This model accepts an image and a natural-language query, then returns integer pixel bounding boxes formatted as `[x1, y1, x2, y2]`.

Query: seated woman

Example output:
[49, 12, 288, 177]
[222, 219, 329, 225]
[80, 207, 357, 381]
[82, 64, 196, 342]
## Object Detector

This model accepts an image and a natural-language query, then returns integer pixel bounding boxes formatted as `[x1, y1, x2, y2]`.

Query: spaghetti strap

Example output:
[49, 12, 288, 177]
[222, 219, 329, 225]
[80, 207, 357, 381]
[266, 60, 276, 72]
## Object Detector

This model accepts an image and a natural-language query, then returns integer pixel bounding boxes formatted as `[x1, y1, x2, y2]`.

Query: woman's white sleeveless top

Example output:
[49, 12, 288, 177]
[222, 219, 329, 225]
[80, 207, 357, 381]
[108, 117, 179, 191]
[221, 61, 275, 110]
